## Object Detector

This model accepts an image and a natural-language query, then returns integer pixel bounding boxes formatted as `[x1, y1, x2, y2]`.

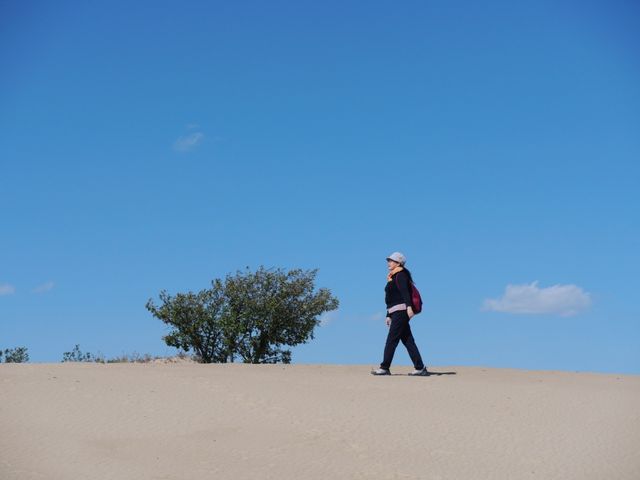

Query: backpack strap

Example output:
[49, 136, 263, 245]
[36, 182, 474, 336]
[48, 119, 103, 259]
[394, 271, 412, 288]
[394, 271, 413, 305]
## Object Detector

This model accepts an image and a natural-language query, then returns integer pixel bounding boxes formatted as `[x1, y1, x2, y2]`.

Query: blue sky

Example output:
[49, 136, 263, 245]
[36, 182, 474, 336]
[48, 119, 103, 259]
[1, 0, 638, 373]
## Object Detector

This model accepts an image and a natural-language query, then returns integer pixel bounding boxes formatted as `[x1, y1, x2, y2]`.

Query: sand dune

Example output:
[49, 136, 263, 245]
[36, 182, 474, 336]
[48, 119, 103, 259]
[1, 363, 638, 479]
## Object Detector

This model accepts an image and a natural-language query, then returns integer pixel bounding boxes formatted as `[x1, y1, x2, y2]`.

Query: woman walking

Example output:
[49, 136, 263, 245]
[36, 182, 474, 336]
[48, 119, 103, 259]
[371, 252, 428, 376]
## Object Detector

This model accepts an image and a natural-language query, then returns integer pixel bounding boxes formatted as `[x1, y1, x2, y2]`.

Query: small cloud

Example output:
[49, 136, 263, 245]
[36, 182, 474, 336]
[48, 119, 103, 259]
[319, 311, 338, 326]
[483, 281, 591, 317]
[33, 281, 55, 294]
[186, 123, 200, 130]
[369, 312, 385, 321]
[0, 283, 16, 296]
[173, 132, 204, 152]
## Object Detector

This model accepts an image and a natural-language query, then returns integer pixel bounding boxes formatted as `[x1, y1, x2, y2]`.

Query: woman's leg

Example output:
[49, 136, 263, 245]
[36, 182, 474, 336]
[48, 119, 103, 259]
[380, 311, 408, 369]
[400, 322, 425, 370]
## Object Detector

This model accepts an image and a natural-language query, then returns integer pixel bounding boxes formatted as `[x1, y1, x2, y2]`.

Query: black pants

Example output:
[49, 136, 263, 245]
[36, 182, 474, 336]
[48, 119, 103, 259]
[380, 310, 425, 370]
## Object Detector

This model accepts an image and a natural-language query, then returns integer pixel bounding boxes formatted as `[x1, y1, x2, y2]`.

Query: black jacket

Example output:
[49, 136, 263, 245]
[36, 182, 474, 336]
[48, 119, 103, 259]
[385, 270, 413, 310]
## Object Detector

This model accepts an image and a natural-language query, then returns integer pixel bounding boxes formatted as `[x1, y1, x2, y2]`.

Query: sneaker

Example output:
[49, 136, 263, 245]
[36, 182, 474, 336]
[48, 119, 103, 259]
[408, 367, 429, 376]
[371, 368, 391, 376]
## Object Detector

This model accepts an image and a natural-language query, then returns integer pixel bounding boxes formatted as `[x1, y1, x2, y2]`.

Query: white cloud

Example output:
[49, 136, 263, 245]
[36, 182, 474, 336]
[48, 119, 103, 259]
[0, 283, 16, 296]
[173, 132, 204, 152]
[483, 281, 591, 317]
[369, 312, 385, 321]
[33, 281, 55, 293]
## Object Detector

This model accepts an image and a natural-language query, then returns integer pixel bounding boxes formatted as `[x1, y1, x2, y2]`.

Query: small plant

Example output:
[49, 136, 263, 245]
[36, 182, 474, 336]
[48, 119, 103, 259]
[93, 352, 107, 363]
[59, 347, 186, 364]
[106, 352, 136, 363]
[62, 344, 94, 362]
[3, 347, 29, 363]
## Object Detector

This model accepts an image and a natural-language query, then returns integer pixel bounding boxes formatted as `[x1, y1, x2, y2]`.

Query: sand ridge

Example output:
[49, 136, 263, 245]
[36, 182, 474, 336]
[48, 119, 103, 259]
[1, 363, 639, 479]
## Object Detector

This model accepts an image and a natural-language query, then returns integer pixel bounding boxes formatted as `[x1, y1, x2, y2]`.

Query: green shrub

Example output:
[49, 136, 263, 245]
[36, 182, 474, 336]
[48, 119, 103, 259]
[3, 347, 29, 363]
[146, 266, 339, 364]
[62, 344, 94, 362]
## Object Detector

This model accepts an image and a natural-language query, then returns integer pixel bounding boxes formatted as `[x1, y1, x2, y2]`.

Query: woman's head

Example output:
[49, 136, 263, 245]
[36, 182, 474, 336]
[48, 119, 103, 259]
[386, 252, 406, 270]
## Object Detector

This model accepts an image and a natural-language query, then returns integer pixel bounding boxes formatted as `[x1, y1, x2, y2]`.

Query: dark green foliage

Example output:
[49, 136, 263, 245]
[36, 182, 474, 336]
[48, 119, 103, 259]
[2, 347, 29, 363]
[146, 267, 339, 364]
[225, 267, 339, 363]
[146, 281, 230, 363]
[62, 344, 94, 362]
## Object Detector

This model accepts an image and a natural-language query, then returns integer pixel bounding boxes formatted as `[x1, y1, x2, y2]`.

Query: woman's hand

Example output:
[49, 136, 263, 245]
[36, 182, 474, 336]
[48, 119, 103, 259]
[407, 307, 415, 319]
[386, 317, 391, 326]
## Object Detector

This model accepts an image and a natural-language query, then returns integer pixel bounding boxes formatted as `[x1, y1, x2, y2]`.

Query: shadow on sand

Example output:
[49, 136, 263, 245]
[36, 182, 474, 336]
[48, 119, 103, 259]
[382, 370, 457, 377]
[423, 370, 457, 377]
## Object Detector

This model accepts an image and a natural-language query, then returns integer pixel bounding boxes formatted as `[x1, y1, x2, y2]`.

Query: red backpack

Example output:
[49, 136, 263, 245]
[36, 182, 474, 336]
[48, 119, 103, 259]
[396, 275, 423, 314]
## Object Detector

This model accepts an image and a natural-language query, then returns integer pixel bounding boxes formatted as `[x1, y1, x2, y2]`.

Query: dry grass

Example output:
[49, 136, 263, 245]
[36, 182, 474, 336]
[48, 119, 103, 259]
[90, 351, 195, 364]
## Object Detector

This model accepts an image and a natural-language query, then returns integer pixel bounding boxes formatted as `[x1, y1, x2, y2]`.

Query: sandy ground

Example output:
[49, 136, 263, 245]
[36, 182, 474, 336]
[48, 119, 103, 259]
[1, 363, 639, 480]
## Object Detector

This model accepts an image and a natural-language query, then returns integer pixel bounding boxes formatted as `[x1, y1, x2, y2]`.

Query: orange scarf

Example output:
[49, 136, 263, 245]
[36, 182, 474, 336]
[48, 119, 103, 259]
[387, 266, 404, 283]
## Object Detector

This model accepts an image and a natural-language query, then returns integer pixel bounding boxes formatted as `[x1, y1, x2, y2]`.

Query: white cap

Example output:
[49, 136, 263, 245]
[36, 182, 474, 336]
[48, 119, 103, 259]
[386, 252, 406, 265]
